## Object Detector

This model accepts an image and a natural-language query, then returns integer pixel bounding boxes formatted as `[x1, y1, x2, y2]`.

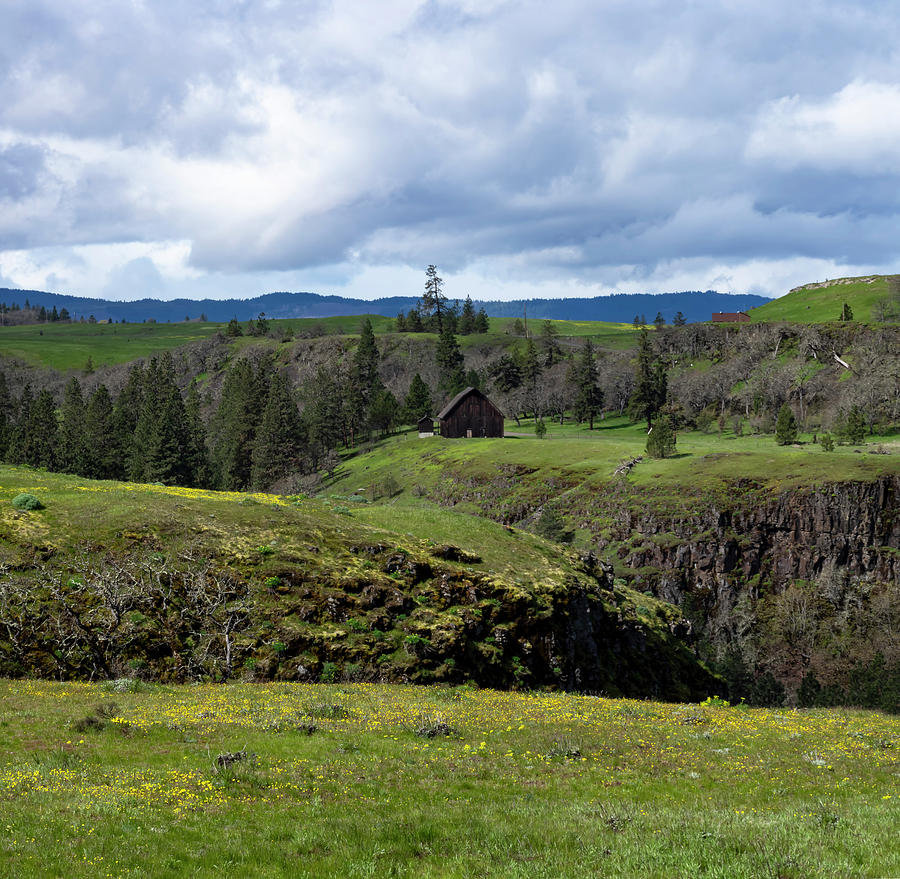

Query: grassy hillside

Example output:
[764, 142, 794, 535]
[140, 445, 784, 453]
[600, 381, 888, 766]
[1, 679, 898, 878]
[0, 465, 711, 697]
[332, 417, 900, 526]
[749, 275, 899, 324]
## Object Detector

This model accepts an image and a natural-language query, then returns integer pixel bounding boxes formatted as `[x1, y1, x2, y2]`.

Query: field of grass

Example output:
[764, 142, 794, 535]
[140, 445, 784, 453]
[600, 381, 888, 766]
[0, 315, 403, 371]
[0, 321, 226, 370]
[484, 317, 641, 350]
[335, 416, 900, 507]
[749, 275, 899, 324]
[0, 680, 897, 878]
[0, 313, 644, 372]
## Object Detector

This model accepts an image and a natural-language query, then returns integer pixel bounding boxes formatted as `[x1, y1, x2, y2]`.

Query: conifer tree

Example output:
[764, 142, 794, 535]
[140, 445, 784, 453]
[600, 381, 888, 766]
[422, 265, 447, 333]
[406, 308, 424, 332]
[395, 311, 407, 332]
[459, 296, 477, 335]
[131, 355, 193, 484]
[251, 370, 305, 489]
[646, 415, 676, 458]
[59, 377, 89, 475]
[0, 371, 13, 459]
[775, 403, 798, 445]
[474, 308, 489, 333]
[629, 329, 666, 430]
[184, 381, 210, 487]
[83, 384, 120, 480]
[304, 366, 347, 459]
[353, 319, 382, 399]
[673, 311, 687, 327]
[402, 374, 433, 422]
[226, 317, 243, 337]
[9, 385, 34, 465]
[369, 389, 400, 436]
[845, 404, 867, 444]
[210, 359, 267, 489]
[114, 363, 145, 478]
[17, 388, 58, 469]
[571, 338, 603, 429]
[436, 324, 466, 398]
[539, 320, 561, 366]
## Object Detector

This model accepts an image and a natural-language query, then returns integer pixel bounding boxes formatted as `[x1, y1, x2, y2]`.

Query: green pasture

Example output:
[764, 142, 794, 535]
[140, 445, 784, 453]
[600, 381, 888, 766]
[0, 680, 898, 878]
[0, 313, 643, 372]
[0, 321, 225, 370]
[334, 416, 900, 510]
[749, 275, 899, 324]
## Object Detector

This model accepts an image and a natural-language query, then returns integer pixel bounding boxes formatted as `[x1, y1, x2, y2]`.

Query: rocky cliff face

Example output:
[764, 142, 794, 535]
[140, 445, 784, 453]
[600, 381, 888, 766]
[610, 476, 900, 632]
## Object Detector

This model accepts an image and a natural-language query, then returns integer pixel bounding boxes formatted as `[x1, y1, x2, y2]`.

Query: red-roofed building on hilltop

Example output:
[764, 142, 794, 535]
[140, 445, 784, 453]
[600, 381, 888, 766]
[711, 311, 751, 323]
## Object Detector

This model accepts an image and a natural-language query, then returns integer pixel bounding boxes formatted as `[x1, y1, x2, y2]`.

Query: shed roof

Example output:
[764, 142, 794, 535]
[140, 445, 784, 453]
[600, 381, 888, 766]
[437, 386, 494, 420]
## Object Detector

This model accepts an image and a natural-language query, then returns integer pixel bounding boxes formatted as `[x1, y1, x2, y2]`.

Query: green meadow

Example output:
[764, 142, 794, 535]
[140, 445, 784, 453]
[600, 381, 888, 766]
[0, 314, 642, 371]
[0, 680, 898, 878]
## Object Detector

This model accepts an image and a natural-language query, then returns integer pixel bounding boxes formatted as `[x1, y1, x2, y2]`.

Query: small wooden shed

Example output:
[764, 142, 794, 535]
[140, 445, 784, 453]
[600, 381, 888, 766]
[437, 387, 504, 438]
[417, 416, 435, 437]
[711, 311, 750, 323]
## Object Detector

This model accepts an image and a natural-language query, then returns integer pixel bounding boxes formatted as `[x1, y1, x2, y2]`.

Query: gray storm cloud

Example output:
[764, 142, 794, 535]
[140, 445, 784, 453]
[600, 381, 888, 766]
[2, 0, 900, 299]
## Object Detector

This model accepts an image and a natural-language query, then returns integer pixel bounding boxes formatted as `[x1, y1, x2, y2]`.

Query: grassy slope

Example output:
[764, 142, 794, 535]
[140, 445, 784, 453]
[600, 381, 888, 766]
[0, 315, 640, 371]
[0, 465, 708, 695]
[749, 275, 898, 324]
[334, 417, 900, 506]
[1, 679, 898, 878]
[329, 418, 900, 585]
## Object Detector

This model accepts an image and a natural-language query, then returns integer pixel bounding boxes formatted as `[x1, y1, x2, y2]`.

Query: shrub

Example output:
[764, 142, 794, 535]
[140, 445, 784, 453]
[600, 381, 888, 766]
[819, 432, 835, 452]
[12, 493, 44, 511]
[646, 416, 676, 458]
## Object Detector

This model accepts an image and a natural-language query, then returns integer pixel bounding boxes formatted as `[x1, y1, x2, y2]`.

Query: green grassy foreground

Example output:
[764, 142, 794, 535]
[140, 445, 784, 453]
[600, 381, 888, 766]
[0, 680, 897, 878]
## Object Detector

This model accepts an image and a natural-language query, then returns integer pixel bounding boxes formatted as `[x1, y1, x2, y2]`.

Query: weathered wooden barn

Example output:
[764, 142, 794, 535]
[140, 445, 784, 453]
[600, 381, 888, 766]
[417, 416, 435, 436]
[711, 311, 750, 323]
[437, 387, 504, 438]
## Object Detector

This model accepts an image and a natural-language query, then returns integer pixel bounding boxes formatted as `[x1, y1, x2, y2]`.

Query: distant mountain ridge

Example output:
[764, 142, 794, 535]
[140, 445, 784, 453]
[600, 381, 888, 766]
[0, 287, 769, 325]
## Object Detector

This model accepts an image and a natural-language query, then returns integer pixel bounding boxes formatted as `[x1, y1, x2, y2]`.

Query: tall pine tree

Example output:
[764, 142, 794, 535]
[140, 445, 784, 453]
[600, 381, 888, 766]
[629, 329, 667, 430]
[83, 384, 120, 480]
[0, 371, 13, 459]
[436, 325, 466, 398]
[458, 296, 477, 335]
[402, 373, 433, 422]
[210, 359, 267, 489]
[571, 338, 603, 429]
[251, 369, 305, 489]
[59, 377, 89, 475]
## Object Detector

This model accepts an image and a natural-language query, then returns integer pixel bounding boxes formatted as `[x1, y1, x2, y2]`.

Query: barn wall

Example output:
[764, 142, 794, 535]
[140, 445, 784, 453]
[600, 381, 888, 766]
[440, 394, 504, 438]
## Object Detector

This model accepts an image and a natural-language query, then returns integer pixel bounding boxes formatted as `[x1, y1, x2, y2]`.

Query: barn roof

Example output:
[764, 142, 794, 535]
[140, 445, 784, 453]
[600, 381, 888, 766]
[437, 386, 489, 420]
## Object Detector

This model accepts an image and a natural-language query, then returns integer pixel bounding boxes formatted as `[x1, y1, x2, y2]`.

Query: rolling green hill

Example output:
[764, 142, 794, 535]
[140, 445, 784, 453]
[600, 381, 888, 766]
[749, 274, 899, 324]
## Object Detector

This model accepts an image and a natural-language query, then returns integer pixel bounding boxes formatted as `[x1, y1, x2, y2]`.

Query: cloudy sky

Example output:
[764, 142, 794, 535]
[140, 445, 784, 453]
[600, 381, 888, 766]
[2, 0, 900, 302]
